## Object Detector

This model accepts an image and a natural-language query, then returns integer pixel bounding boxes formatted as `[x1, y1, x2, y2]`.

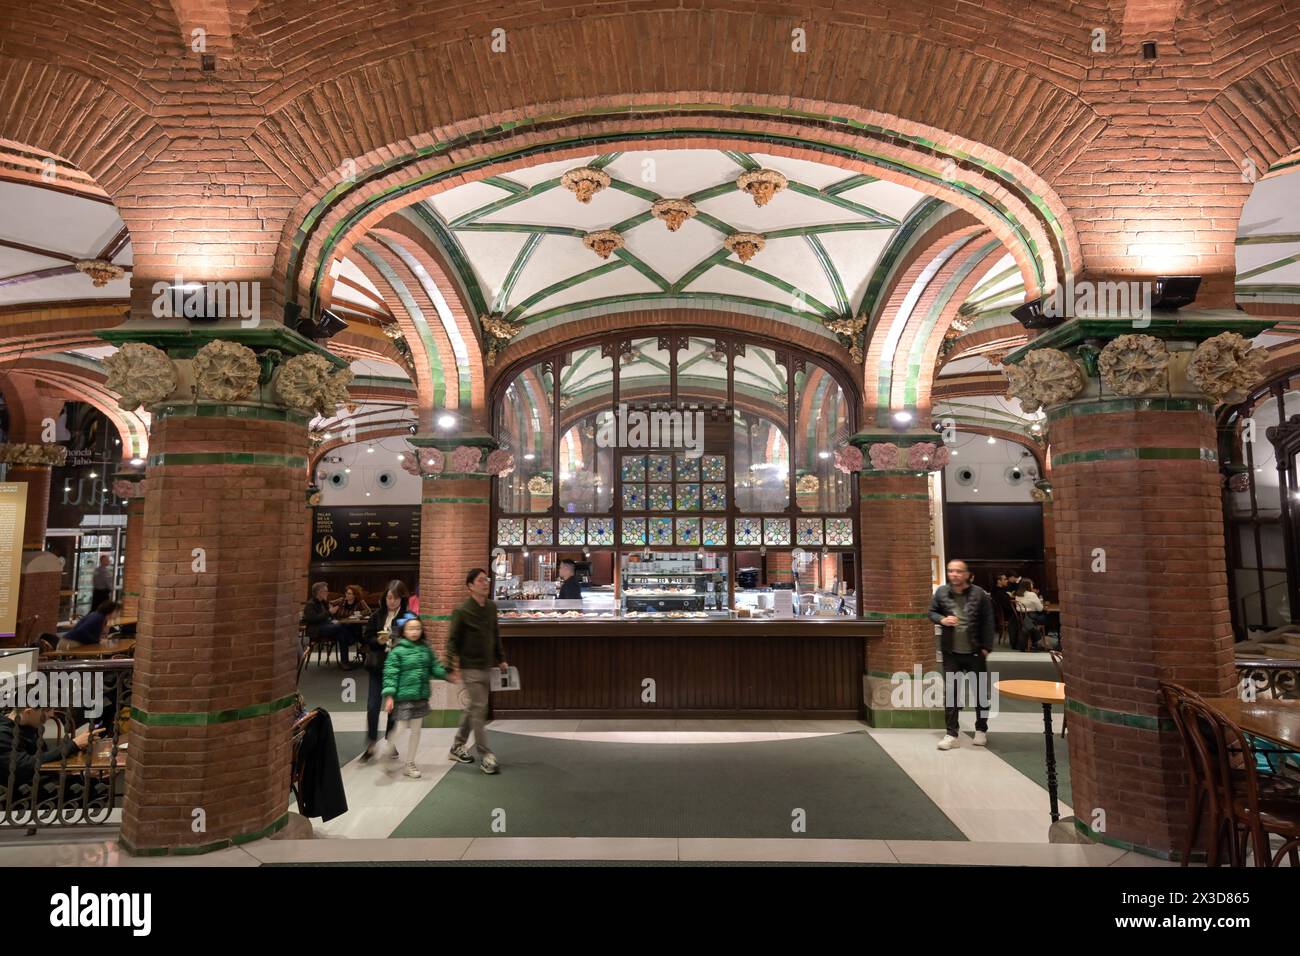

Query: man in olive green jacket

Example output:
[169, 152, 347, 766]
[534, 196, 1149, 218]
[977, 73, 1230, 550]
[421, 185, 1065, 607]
[446, 568, 510, 774]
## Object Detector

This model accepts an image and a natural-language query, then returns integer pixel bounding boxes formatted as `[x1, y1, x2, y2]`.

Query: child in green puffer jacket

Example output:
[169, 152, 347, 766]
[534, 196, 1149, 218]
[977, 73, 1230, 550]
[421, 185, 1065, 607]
[382, 614, 448, 779]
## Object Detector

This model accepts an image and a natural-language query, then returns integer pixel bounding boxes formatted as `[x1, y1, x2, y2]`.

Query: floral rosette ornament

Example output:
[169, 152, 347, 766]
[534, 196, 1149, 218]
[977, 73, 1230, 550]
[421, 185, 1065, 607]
[867, 443, 899, 470]
[907, 442, 941, 469]
[193, 339, 261, 402]
[1002, 348, 1084, 413]
[421, 448, 445, 475]
[1187, 332, 1267, 402]
[485, 449, 515, 477]
[400, 455, 423, 477]
[103, 342, 178, 411]
[274, 354, 353, 416]
[112, 478, 148, 500]
[834, 444, 865, 474]
[1097, 334, 1169, 396]
[930, 445, 952, 468]
[450, 445, 481, 473]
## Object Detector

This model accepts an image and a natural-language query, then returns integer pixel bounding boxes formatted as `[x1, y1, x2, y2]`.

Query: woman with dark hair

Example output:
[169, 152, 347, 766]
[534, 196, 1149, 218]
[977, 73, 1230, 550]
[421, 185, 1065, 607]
[358, 580, 410, 762]
[333, 585, 371, 666]
[58, 601, 122, 648]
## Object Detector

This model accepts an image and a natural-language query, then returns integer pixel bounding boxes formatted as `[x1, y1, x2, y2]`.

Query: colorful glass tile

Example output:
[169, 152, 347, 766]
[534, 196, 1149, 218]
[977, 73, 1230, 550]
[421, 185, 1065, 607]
[735, 517, 762, 546]
[621, 518, 646, 545]
[649, 516, 674, 545]
[797, 518, 824, 545]
[647, 454, 672, 481]
[675, 454, 700, 481]
[763, 518, 791, 546]
[496, 518, 524, 546]
[588, 517, 615, 546]
[621, 455, 646, 482]
[622, 484, 646, 511]
[702, 518, 728, 546]
[826, 518, 854, 546]
[702, 454, 726, 482]
[702, 483, 727, 511]
[648, 483, 673, 511]
[676, 518, 700, 546]
[526, 518, 553, 545]
[559, 517, 586, 545]
[676, 482, 700, 511]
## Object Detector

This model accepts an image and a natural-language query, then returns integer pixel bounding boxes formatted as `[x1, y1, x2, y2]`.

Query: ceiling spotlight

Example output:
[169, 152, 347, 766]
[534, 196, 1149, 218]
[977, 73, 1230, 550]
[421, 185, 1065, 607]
[951, 451, 959, 457]
[365, 492, 371, 497]
[130, 457, 144, 466]
[397, 454, 405, 461]
[366, 447, 375, 454]
[818, 451, 831, 460]
[987, 436, 997, 445]
[344, 468, 351, 474]
[89, 472, 98, 478]
[1030, 423, 1042, 433]
[892, 411, 913, 425]
[437, 414, 456, 429]
[524, 453, 536, 461]
[323, 432, 332, 441]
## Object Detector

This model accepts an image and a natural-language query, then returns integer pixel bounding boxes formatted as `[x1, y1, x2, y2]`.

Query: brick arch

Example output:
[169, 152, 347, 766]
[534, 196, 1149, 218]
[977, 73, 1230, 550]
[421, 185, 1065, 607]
[942, 323, 1029, 363]
[2, 360, 149, 461]
[280, 113, 1071, 322]
[945, 423, 1047, 477]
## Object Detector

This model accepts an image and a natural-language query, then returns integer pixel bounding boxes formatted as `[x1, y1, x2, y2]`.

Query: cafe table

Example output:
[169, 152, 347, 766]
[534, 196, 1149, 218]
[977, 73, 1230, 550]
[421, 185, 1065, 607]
[42, 638, 136, 660]
[994, 678, 1066, 822]
[1203, 697, 1300, 753]
[87, 736, 128, 771]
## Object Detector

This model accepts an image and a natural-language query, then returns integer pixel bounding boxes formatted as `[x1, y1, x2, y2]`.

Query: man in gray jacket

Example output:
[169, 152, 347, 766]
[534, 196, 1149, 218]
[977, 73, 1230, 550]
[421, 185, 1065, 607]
[928, 559, 996, 750]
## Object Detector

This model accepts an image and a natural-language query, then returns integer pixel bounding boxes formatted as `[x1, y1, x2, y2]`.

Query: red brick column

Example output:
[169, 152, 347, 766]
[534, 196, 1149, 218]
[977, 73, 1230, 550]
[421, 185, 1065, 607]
[1050, 397, 1234, 857]
[121, 495, 145, 618]
[120, 410, 309, 854]
[418, 475, 492, 660]
[858, 464, 943, 728]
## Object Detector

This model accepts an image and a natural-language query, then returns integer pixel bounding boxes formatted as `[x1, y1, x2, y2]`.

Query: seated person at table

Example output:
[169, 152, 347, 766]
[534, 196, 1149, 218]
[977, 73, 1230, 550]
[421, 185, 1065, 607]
[0, 690, 96, 797]
[303, 582, 354, 669]
[58, 601, 122, 647]
[1015, 581, 1046, 650]
[334, 585, 371, 620]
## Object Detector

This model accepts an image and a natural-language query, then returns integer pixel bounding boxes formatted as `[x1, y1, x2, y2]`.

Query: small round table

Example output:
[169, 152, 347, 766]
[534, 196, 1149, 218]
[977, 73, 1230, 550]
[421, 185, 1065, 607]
[994, 678, 1066, 822]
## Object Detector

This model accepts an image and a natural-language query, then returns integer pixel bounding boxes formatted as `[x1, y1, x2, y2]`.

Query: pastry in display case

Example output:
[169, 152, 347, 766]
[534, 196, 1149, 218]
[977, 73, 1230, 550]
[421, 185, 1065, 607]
[620, 550, 730, 617]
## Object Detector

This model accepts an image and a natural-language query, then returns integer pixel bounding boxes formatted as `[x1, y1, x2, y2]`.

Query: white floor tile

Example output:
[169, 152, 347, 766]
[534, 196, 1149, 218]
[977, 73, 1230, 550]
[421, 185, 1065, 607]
[678, 838, 897, 863]
[461, 837, 678, 861]
[886, 840, 1126, 866]
[247, 837, 473, 863]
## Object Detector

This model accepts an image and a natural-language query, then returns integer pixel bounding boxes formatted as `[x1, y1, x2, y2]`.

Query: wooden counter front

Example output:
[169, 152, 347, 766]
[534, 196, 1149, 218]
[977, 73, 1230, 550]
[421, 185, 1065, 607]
[494, 619, 881, 718]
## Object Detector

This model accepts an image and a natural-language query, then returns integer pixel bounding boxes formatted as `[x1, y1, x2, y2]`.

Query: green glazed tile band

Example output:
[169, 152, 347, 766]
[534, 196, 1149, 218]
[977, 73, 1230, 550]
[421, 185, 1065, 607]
[422, 496, 490, 504]
[1064, 698, 1174, 732]
[860, 493, 930, 500]
[148, 452, 309, 469]
[130, 694, 299, 726]
[120, 813, 289, 857]
[418, 614, 452, 621]
[1046, 398, 1213, 421]
[862, 611, 933, 620]
[1071, 819, 1197, 863]
[1051, 447, 1215, 467]
[153, 403, 312, 424]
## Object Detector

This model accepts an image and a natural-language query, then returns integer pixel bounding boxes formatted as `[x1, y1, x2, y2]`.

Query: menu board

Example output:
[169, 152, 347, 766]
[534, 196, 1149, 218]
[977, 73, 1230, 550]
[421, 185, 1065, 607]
[311, 506, 420, 563]
[0, 484, 28, 639]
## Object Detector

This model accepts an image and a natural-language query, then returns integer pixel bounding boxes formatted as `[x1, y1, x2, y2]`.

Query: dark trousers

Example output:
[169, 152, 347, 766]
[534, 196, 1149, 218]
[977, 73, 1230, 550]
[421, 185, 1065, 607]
[365, 667, 393, 745]
[90, 589, 110, 612]
[942, 651, 989, 737]
[318, 622, 351, 662]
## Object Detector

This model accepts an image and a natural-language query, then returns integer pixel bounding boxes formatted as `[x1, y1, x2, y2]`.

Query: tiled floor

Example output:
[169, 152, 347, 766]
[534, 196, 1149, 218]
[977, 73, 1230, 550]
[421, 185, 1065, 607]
[0, 711, 1170, 866]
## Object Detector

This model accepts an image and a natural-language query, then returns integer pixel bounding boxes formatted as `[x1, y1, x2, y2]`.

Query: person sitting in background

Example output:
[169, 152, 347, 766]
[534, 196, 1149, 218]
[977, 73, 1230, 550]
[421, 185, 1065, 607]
[334, 585, 371, 621]
[303, 582, 353, 670]
[0, 692, 97, 798]
[58, 601, 121, 647]
[1015, 580, 1046, 651]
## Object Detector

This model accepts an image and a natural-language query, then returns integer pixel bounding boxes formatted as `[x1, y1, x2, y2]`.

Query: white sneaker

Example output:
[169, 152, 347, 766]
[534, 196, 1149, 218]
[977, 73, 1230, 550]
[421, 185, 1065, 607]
[937, 735, 960, 751]
[403, 763, 422, 778]
[972, 731, 988, 747]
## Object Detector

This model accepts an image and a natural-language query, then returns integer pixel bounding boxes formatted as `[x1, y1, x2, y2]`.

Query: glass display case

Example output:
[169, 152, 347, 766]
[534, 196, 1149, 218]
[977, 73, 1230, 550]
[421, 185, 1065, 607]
[620, 551, 729, 618]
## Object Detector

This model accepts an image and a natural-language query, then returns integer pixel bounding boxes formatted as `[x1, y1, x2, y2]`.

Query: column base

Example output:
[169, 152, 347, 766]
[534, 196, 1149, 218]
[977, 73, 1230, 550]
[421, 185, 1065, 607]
[862, 673, 947, 728]
[118, 813, 290, 857]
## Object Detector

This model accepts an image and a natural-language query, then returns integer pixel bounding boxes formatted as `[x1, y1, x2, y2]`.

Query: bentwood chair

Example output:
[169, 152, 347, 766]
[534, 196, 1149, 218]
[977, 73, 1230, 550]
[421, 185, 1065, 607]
[1205, 702, 1300, 867]
[1048, 649, 1067, 738]
[289, 709, 318, 816]
[1161, 683, 1228, 866]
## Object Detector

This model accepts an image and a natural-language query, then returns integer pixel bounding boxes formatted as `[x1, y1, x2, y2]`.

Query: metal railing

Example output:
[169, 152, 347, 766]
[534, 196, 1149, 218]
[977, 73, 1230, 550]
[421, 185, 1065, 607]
[1, 659, 132, 833]
[1234, 658, 1299, 700]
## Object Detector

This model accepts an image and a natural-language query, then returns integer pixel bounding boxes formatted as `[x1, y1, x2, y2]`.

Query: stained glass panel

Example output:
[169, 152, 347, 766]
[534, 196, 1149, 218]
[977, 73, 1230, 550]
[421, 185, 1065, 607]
[763, 518, 791, 546]
[621, 455, 646, 482]
[649, 516, 674, 545]
[675, 483, 700, 511]
[622, 484, 646, 511]
[588, 517, 615, 546]
[675, 455, 700, 481]
[676, 518, 700, 546]
[702, 518, 728, 546]
[826, 518, 854, 546]
[647, 454, 673, 481]
[559, 517, 586, 545]
[702, 454, 726, 482]
[526, 518, 553, 546]
[702, 483, 727, 511]
[735, 517, 762, 546]
[648, 483, 673, 511]
[797, 518, 824, 545]
[497, 518, 524, 546]
[622, 518, 646, 545]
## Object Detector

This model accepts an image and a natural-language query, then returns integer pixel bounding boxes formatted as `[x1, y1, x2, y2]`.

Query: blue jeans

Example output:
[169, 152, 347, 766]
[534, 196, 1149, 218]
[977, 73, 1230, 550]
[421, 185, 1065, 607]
[318, 622, 352, 662]
[365, 667, 393, 744]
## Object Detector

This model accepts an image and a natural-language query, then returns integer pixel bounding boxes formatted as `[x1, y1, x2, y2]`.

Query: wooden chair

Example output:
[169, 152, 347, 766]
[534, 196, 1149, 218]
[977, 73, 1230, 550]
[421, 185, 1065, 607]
[295, 644, 312, 688]
[1161, 683, 1228, 866]
[1206, 702, 1300, 867]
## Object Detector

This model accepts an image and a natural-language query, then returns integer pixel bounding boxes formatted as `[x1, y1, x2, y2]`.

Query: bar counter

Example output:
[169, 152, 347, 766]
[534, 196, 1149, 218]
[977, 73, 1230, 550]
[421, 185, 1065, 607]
[494, 618, 883, 718]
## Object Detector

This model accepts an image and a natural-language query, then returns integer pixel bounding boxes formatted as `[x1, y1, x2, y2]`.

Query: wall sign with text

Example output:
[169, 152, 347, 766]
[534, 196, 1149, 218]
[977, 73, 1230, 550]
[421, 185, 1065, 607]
[311, 506, 420, 563]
